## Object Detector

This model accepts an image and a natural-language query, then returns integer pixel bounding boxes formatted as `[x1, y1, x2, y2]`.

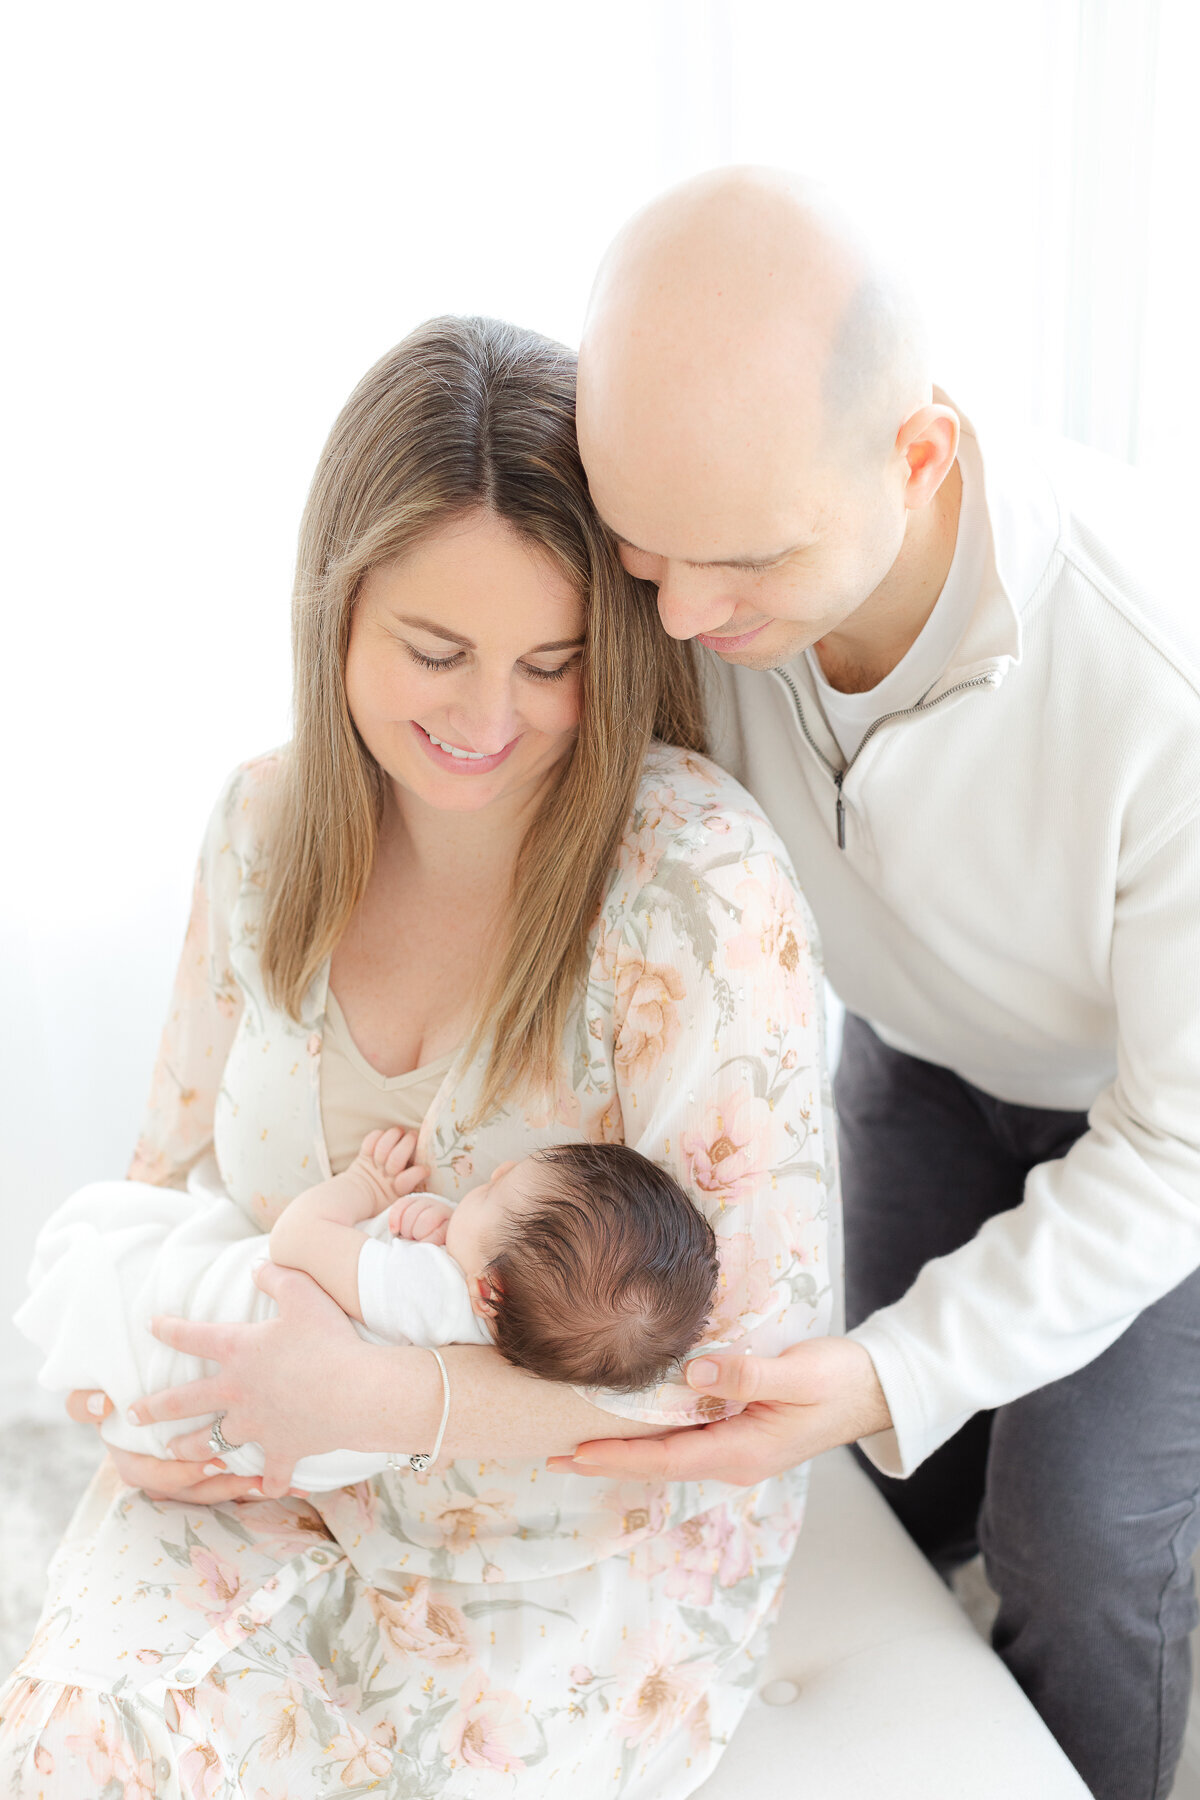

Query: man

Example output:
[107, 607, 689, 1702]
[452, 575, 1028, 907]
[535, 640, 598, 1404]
[559, 168, 1200, 1800]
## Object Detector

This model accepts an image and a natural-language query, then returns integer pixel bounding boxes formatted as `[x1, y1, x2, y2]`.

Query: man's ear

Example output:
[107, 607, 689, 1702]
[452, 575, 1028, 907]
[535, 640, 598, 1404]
[895, 403, 960, 510]
[468, 1272, 503, 1319]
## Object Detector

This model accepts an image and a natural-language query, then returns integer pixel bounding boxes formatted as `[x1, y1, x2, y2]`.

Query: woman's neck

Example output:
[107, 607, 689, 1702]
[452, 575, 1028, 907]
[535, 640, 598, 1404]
[381, 778, 533, 895]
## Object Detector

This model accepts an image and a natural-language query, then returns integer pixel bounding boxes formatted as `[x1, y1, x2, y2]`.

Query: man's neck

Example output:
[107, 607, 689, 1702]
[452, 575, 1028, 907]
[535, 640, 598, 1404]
[813, 458, 963, 695]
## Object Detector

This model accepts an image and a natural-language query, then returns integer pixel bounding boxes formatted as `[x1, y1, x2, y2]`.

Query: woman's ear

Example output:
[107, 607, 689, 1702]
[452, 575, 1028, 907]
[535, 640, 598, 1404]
[468, 1272, 503, 1319]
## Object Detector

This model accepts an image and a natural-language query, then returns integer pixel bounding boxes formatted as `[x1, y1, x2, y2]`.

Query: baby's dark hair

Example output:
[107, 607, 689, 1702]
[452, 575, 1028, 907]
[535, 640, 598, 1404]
[483, 1142, 719, 1391]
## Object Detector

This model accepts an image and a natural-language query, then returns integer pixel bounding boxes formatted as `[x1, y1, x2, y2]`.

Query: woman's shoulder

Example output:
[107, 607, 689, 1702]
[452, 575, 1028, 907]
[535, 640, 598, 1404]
[201, 748, 289, 866]
[617, 740, 799, 882]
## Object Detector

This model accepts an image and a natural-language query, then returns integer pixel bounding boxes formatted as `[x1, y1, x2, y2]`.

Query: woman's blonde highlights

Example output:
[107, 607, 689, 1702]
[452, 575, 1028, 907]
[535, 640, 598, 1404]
[260, 317, 706, 1116]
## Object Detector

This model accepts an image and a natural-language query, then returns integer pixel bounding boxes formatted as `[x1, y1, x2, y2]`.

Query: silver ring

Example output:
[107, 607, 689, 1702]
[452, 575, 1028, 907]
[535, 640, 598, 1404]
[208, 1415, 241, 1456]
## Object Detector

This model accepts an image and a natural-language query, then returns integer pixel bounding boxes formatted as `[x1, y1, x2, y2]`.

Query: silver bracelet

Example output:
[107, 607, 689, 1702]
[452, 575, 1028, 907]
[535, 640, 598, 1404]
[386, 1346, 450, 1476]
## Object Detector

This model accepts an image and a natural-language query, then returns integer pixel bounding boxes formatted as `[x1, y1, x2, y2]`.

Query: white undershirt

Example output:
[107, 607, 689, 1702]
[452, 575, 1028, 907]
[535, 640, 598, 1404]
[806, 433, 989, 764]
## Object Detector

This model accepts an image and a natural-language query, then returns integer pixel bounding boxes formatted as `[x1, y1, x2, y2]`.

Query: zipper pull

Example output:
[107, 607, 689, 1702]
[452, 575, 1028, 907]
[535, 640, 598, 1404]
[835, 773, 846, 851]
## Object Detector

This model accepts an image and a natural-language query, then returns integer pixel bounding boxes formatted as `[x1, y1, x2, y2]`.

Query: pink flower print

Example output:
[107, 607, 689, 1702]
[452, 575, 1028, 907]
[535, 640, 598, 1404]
[613, 1624, 713, 1750]
[451, 1154, 474, 1183]
[175, 1546, 246, 1623]
[367, 1579, 474, 1666]
[703, 1231, 776, 1341]
[256, 1678, 313, 1761]
[65, 1720, 118, 1788]
[600, 1480, 672, 1550]
[440, 1672, 535, 1775]
[245, 1498, 335, 1564]
[431, 1489, 518, 1556]
[324, 1727, 392, 1786]
[614, 950, 684, 1083]
[570, 1664, 594, 1687]
[32, 1744, 53, 1776]
[680, 1090, 772, 1208]
[656, 1505, 754, 1606]
[724, 867, 814, 1025]
[622, 785, 688, 883]
[178, 1741, 223, 1799]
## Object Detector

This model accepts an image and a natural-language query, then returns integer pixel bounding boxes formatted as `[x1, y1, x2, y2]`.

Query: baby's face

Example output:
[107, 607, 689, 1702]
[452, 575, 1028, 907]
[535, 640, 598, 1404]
[445, 1157, 540, 1285]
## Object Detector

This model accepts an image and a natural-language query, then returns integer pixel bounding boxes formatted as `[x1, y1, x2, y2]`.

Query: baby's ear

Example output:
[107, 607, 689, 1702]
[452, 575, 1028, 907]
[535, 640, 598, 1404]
[468, 1272, 503, 1319]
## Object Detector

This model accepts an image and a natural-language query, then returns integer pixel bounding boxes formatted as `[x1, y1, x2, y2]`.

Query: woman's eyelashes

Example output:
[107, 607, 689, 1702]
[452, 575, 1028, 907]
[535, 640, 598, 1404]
[403, 644, 576, 682]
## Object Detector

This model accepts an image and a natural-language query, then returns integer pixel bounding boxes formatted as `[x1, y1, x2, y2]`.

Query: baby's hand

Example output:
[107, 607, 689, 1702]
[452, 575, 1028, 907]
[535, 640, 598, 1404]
[345, 1128, 430, 1220]
[389, 1192, 453, 1246]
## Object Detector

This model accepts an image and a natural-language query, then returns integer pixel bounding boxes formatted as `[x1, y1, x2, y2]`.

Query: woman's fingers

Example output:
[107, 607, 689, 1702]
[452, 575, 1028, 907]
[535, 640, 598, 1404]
[258, 1452, 299, 1501]
[127, 1369, 225, 1427]
[66, 1389, 113, 1426]
[390, 1163, 430, 1197]
[106, 1444, 263, 1503]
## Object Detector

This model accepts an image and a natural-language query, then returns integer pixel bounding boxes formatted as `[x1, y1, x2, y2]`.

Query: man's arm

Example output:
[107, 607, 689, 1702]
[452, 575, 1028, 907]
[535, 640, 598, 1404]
[558, 806, 1200, 1485]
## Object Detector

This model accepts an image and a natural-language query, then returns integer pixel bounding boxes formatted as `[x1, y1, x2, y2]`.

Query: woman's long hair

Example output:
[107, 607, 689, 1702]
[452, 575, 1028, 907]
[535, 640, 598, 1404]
[260, 316, 707, 1116]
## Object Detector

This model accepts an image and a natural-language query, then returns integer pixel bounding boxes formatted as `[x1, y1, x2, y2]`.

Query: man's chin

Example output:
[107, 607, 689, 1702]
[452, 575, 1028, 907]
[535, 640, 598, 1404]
[703, 625, 815, 672]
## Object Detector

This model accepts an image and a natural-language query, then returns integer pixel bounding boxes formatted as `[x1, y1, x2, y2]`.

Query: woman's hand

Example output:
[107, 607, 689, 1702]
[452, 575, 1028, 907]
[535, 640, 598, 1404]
[65, 1389, 267, 1504]
[546, 1338, 892, 1485]
[126, 1262, 368, 1500]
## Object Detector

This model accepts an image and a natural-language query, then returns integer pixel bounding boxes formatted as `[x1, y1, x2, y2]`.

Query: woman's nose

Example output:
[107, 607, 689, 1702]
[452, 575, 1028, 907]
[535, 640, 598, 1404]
[445, 677, 523, 754]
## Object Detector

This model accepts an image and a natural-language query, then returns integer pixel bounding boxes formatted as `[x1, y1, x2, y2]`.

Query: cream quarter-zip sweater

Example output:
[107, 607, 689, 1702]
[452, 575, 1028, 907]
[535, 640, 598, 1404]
[706, 407, 1200, 1477]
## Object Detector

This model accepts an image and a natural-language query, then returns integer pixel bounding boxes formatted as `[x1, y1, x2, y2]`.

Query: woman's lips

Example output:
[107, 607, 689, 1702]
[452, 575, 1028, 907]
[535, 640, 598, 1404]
[695, 620, 770, 654]
[412, 721, 520, 774]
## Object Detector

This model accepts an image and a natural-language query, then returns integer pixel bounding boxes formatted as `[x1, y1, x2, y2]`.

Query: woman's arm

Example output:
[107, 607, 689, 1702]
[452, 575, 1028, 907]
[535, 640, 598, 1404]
[130, 1262, 666, 1498]
[126, 764, 252, 1187]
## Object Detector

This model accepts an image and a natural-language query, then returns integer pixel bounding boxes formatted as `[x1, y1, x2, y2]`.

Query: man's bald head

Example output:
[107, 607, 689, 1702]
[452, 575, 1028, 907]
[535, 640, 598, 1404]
[577, 168, 958, 670]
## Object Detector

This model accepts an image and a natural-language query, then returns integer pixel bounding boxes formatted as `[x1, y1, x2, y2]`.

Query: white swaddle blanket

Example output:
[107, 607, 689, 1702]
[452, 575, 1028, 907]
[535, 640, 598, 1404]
[15, 1156, 488, 1491]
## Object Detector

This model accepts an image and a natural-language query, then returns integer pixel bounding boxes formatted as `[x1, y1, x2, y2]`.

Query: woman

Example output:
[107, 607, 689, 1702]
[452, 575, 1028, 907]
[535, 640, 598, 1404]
[0, 316, 836, 1798]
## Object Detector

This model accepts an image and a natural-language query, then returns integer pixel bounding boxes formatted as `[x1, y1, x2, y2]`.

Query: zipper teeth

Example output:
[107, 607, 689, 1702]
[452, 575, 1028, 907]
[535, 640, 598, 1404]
[773, 665, 1000, 846]
[775, 665, 999, 781]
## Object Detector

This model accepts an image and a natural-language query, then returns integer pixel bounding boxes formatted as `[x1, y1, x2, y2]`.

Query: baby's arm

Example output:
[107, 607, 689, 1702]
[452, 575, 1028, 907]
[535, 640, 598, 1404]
[269, 1128, 428, 1323]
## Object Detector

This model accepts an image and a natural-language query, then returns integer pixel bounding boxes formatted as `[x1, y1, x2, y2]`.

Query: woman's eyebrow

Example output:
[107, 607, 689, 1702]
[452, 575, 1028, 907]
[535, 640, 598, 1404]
[394, 614, 585, 655]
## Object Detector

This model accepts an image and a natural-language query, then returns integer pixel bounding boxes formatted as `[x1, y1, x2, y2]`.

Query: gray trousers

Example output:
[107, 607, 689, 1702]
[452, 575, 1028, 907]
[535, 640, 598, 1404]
[838, 1013, 1200, 1800]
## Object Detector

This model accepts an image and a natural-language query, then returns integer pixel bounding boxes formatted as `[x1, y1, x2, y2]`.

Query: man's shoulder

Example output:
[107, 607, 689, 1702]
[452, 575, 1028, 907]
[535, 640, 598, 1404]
[985, 425, 1200, 694]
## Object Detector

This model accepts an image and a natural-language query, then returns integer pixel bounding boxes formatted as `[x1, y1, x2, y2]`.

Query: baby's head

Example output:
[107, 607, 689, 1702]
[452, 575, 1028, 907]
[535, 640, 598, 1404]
[445, 1143, 719, 1391]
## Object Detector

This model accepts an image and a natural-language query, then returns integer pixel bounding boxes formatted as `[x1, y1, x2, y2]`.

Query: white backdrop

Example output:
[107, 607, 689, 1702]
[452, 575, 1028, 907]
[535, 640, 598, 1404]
[3, 0, 1197, 1416]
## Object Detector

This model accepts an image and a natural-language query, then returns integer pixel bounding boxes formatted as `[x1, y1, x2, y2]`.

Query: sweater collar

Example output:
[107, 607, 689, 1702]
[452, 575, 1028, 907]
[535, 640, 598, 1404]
[935, 390, 1062, 689]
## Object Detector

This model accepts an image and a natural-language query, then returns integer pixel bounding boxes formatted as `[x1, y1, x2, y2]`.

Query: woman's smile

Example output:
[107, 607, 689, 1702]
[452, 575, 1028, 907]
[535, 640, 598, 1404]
[412, 720, 522, 773]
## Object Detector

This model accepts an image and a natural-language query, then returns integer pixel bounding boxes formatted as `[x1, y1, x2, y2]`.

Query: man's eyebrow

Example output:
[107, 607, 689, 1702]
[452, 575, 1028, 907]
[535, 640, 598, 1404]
[394, 614, 585, 654]
[612, 535, 805, 570]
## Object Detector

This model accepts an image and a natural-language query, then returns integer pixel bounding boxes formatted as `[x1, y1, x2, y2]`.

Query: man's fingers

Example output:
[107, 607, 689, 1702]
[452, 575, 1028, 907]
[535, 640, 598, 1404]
[547, 1437, 676, 1480]
[550, 1412, 794, 1488]
[685, 1347, 808, 1406]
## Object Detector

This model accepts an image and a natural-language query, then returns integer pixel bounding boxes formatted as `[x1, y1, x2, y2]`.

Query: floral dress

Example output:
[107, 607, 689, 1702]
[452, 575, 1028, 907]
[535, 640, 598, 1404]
[0, 743, 838, 1800]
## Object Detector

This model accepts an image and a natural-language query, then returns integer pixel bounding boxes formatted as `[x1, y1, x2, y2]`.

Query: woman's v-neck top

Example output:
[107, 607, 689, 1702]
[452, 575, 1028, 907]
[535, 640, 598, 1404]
[319, 989, 458, 1175]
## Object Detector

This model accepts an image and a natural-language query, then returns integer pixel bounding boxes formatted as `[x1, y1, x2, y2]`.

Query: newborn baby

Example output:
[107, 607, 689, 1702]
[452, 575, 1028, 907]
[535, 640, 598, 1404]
[16, 1132, 718, 1491]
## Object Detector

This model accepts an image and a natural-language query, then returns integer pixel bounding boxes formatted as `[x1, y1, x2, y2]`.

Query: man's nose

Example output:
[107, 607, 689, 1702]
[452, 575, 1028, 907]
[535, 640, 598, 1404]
[655, 570, 740, 642]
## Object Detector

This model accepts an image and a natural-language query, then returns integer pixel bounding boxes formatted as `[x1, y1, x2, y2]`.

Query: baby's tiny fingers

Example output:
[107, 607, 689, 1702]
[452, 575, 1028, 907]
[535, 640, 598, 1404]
[391, 1164, 429, 1198]
[370, 1126, 404, 1165]
[383, 1132, 418, 1176]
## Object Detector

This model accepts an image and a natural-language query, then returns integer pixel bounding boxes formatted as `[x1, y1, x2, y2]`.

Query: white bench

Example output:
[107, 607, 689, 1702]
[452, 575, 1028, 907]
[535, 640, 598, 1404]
[695, 1447, 1090, 1798]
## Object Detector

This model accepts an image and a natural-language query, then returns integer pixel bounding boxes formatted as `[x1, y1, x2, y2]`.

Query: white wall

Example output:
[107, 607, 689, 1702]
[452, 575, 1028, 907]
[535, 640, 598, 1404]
[3, 0, 1197, 1415]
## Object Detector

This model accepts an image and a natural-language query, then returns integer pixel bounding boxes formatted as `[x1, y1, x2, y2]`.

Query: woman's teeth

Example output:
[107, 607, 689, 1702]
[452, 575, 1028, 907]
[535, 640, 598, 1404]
[426, 731, 492, 761]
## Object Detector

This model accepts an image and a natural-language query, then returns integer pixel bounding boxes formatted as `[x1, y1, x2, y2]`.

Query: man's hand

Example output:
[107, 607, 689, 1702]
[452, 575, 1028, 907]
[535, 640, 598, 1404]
[546, 1337, 892, 1486]
[125, 1263, 369, 1499]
